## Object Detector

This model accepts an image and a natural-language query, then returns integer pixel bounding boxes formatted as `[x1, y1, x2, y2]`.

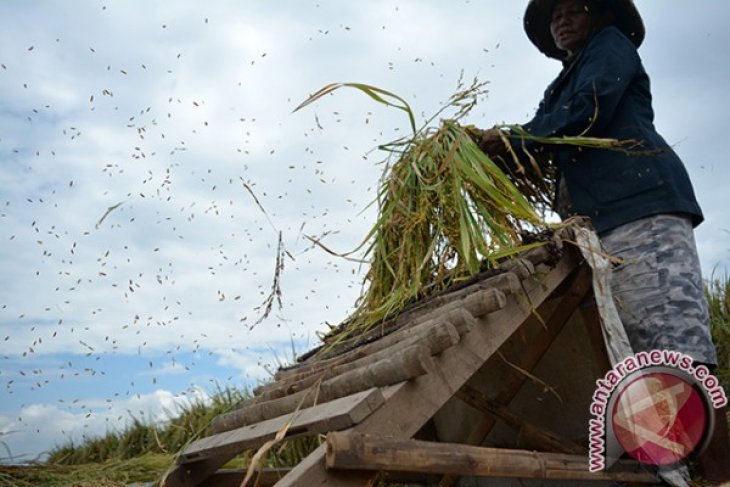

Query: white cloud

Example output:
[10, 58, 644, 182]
[0, 387, 209, 462]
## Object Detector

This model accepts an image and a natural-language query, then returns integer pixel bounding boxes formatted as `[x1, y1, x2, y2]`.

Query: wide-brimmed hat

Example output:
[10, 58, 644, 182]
[524, 0, 645, 59]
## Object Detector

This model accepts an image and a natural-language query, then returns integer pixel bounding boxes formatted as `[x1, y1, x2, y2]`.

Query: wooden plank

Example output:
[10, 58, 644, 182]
[326, 432, 658, 483]
[161, 388, 384, 486]
[455, 384, 585, 455]
[275, 253, 581, 487]
[183, 388, 384, 463]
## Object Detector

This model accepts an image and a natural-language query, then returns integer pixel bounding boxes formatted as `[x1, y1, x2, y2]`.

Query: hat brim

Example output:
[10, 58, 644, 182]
[524, 0, 645, 60]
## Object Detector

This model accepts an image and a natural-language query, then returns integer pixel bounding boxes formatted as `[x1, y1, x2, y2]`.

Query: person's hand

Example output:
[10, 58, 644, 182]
[478, 128, 509, 158]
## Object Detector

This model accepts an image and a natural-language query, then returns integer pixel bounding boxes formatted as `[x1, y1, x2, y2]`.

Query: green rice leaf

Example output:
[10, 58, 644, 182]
[294, 82, 416, 134]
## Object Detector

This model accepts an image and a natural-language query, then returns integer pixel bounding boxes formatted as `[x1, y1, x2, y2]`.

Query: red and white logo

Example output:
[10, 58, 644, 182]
[588, 351, 725, 472]
[611, 371, 709, 466]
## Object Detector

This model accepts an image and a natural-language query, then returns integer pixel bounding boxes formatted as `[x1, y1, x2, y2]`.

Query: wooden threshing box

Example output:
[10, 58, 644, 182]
[163, 231, 659, 486]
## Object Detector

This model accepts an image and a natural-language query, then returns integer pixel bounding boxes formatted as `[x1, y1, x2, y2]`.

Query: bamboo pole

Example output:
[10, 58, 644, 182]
[326, 432, 657, 483]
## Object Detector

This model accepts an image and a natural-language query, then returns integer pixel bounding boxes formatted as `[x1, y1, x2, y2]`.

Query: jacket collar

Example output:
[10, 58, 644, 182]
[545, 49, 584, 102]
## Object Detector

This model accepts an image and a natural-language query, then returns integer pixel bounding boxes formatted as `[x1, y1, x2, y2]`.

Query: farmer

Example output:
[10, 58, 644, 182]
[477, 0, 729, 482]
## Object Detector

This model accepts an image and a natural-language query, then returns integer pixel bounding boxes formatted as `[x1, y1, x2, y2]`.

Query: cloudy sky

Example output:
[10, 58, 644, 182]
[1, 1, 729, 462]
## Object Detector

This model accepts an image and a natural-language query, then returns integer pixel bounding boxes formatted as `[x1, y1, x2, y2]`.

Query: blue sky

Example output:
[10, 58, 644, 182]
[1, 0, 729, 462]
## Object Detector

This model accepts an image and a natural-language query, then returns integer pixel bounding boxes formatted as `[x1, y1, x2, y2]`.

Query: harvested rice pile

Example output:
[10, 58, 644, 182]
[349, 120, 544, 340]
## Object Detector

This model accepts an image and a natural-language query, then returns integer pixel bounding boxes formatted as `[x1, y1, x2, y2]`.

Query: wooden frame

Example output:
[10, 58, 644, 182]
[164, 241, 657, 486]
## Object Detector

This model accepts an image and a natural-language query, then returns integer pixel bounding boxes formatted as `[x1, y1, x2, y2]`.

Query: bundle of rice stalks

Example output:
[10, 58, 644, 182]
[295, 81, 634, 349]
[354, 119, 542, 332]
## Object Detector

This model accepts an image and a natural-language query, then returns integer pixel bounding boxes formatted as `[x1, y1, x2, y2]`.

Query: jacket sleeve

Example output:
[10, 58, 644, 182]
[521, 26, 641, 138]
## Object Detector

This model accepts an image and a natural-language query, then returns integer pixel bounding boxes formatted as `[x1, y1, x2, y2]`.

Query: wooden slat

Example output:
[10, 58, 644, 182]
[326, 432, 658, 483]
[275, 253, 581, 487]
[161, 388, 384, 486]
[184, 388, 384, 463]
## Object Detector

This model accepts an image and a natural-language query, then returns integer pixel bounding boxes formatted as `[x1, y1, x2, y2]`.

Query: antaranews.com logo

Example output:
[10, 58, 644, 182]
[588, 350, 727, 472]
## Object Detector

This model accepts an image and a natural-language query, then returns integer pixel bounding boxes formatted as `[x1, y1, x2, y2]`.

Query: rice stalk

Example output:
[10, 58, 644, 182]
[253, 231, 286, 327]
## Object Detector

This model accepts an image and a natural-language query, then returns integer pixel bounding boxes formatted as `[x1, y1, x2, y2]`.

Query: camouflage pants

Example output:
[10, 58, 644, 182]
[599, 214, 717, 365]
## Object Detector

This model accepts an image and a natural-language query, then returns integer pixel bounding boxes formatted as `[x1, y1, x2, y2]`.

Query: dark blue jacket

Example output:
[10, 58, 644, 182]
[518, 26, 703, 233]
